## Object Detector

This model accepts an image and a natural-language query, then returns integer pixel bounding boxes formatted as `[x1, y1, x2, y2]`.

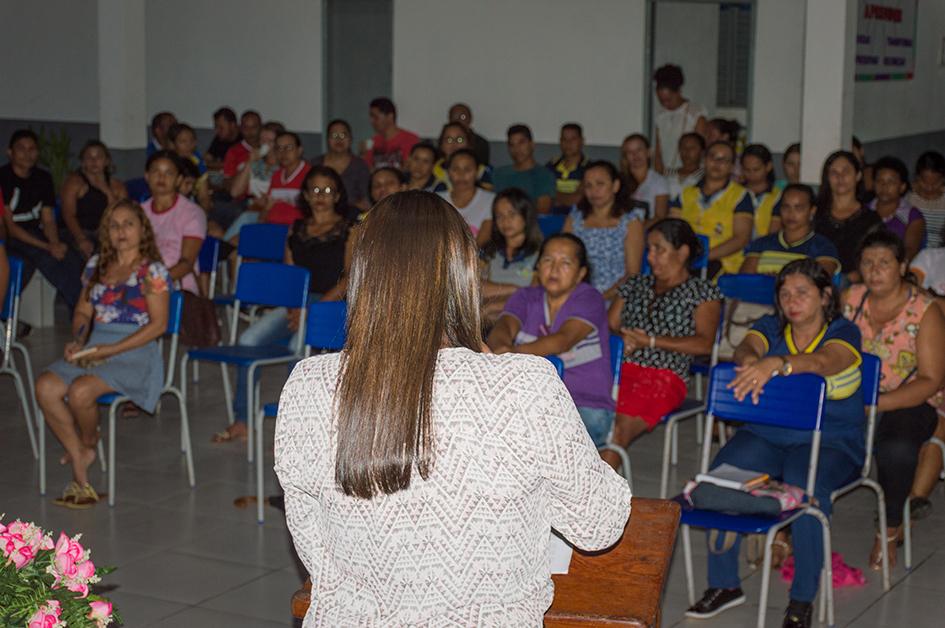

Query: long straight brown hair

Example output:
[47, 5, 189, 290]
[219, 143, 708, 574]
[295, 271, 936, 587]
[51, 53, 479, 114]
[335, 191, 483, 498]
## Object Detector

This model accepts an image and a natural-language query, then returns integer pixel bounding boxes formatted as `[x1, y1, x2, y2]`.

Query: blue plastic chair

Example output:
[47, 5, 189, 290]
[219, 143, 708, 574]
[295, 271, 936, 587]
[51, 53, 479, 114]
[181, 262, 310, 466]
[213, 223, 290, 315]
[545, 355, 564, 378]
[829, 353, 889, 589]
[598, 335, 632, 488]
[1, 257, 39, 459]
[642, 234, 710, 277]
[716, 273, 777, 306]
[676, 363, 834, 628]
[125, 177, 151, 203]
[538, 214, 566, 239]
[197, 236, 222, 299]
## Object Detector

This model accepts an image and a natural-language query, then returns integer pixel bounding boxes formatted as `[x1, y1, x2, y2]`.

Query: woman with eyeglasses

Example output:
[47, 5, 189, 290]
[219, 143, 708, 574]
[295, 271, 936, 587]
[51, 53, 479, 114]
[432, 122, 492, 191]
[312, 119, 370, 214]
[215, 165, 350, 444]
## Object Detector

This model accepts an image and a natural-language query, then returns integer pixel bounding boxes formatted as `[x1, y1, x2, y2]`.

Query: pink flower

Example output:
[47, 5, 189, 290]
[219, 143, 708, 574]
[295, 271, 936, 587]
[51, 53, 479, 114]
[49, 532, 99, 597]
[0, 519, 52, 570]
[27, 600, 65, 628]
[88, 600, 113, 626]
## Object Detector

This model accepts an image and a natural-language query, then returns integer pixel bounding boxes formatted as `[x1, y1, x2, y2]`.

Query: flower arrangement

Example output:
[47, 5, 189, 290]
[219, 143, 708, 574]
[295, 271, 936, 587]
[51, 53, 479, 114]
[0, 516, 119, 627]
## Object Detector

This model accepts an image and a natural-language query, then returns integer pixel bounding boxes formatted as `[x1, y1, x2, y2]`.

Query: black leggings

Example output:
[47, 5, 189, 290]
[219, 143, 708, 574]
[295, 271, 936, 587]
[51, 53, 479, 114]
[875, 402, 938, 526]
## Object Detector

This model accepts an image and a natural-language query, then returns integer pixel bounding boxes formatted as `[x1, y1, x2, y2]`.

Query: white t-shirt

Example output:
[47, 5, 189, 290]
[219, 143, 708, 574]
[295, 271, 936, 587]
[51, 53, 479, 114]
[438, 188, 495, 235]
[632, 169, 670, 219]
[911, 247, 945, 296]
[655, 100, 707, 173]
[668, 168, 704, 201]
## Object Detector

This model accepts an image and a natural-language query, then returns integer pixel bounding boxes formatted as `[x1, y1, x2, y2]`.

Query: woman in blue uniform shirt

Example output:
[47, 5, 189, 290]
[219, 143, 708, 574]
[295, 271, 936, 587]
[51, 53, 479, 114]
[686, 258, 864, 628]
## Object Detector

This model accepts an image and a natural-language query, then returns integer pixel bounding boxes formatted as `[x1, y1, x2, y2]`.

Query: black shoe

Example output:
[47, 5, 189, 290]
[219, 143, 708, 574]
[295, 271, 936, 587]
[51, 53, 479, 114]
[16, 321, 32, 338]
[685, 587, 746, 619]
[267, 494, 285, 511]
[910, 496, 933, 521]
[782, 599, 812, 628]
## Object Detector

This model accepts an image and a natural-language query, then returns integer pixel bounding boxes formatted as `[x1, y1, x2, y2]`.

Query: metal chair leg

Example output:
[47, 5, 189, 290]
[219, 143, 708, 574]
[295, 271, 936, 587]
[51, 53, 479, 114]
[756, 527, 776, 628]
[682, 524, 695, 606]
[256, 407, 265, 524]
[903, 499, 912, 570]
[108, 401, 118, 507]
[167, 387, 196, 488]
[220, 364, 235, 426]
[660, 418, 675, 499]
[4, 368, 38, 458]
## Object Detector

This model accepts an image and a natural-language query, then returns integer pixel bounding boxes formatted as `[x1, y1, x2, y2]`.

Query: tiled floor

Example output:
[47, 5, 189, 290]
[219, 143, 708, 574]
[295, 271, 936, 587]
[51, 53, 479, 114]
[2, 323, 943, 627]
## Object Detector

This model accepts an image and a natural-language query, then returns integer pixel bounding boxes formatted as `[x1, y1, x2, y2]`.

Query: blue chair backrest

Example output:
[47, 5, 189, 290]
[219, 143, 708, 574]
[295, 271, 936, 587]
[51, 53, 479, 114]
[641, 234, 710, 275]
[707, 362, 826, 431]
[609, 335, 623, 387]
[538, 214, 566, 238]
[860, 353, 881, 407]
[305, 301, 347, 351]
[125, 177, 151, 203]
[197, 237, 221, 274]
[167, 291, 184, 335]
[546, 355, 564, 378]
[234, 262, 310, 309]
[1, 256, 24, 321]
[717, 273, 776, 306]
[237, 223, 289, 261]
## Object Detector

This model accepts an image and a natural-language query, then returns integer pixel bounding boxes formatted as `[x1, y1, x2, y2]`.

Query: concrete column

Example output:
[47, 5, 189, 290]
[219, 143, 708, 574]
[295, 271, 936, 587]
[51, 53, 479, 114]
[97, 0, 146, 150]
[799, 0, 857, 184]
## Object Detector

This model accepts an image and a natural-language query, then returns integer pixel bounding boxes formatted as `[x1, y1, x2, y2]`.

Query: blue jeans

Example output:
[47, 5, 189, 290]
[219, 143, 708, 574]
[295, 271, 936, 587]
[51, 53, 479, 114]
[705, 430, 858, 602]
[577, 406, 614, 448]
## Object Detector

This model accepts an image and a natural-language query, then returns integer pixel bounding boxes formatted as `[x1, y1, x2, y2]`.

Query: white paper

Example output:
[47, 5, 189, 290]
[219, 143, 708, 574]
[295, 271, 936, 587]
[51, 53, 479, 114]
[548, 529, 573, 575]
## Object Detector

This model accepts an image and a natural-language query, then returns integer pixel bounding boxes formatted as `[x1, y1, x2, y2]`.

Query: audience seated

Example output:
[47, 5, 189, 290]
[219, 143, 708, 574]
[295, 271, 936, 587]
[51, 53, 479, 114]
[480, 188, 543, 324]
[221, 110, 262, 189]
[911, 225, 945, 296]
[432, 122, 493, 191]
[564, 160, 645, 299]
[0, 226, 8, 312]
[312, 119, 370, 213]
[705, 118, 741, 147]
[205, 106, 241, 172]
[546, 122, 589, 212]
[437, 149, 495, 247]
[868, 156, 926, 261]
[687, 259, 864, 627]
[217, 121, 284, 242]
[261, 132, 312, 226]
[740, 143, 782, 237]
[666, 132, 705, 200]
[147, 111, 177, 157]
[488, 233, 615, 447]
[60, 140, 127, 258]
[1, 129, 84, 313]
[142, 151, 206, 294]
[492, 124, 555, 214]
[604, 219, 721, 461]
[363, 97, 419, 170]
[652, 64, 707, 176]
[35, 200, 171, 509]
[670, 141, 753, 279]
[448, 102, 490, 166]
[619, 133, 669, 224]
[168, 122, 208, 174]
[908, 151, 945, 248]
[852, 136, 875, 197]
[814, 150, 883, 286]
[219, 166, 350, 443]
[843, 230, 945, 570]
[405, 142, 439, 192]
[368, 166, 408, 209]
[775, 142, 801, 190]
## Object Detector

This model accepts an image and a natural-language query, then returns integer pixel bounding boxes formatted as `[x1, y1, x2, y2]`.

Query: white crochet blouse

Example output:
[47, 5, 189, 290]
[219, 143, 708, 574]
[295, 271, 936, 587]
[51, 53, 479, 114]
[274, 348, 632, 627]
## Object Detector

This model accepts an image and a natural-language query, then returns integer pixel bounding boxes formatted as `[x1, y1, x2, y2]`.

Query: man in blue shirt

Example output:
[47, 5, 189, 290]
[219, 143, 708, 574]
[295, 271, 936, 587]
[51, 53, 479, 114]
[493, 124, 556, 214]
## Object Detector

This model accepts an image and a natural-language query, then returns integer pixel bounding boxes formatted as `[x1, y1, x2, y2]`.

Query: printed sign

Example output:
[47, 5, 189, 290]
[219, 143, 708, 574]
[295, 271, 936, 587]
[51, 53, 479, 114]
[856, 0, 917, 81]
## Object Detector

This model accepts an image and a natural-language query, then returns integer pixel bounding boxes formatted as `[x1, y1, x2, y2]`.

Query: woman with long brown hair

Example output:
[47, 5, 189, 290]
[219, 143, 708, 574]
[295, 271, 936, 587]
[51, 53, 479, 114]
[36, 199, 171, 508]
[275, 191, 631, 626]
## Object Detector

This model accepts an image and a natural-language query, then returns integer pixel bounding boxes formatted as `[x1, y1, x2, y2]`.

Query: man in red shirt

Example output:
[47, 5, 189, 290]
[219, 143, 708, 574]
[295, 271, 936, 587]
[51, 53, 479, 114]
[222, 110, 262, 192]
[262, 131, 311, 225]
[363, 98, 419, 171]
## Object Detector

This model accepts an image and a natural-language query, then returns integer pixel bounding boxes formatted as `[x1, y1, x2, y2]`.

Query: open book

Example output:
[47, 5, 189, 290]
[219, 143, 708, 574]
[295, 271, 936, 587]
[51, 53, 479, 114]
[696, 463, 769, 491]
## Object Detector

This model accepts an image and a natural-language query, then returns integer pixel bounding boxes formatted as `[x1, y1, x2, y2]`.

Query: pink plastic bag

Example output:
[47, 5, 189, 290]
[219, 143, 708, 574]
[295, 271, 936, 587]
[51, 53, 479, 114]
[780, 552, 866, 588]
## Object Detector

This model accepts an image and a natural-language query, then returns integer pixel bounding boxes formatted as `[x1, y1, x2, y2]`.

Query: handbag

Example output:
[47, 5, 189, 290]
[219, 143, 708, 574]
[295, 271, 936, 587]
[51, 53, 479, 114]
[179, 290, 222, 347]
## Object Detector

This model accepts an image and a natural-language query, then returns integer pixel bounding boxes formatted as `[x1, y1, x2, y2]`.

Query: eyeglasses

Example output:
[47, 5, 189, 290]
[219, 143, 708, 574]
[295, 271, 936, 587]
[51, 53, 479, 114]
[444, 136, 465, 145]
[275, 144, 297, 153]
[308, 186, 334, 196]
[329, 132, 348, 140]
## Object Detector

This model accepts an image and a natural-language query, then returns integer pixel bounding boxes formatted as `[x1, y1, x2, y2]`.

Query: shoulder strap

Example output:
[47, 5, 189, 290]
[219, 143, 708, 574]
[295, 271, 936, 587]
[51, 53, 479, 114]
[851, 289, 870, 323]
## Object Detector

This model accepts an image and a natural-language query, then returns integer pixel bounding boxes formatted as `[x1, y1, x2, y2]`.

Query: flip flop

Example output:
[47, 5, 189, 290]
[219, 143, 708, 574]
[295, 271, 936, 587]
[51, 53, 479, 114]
[211, 427, 248, 443]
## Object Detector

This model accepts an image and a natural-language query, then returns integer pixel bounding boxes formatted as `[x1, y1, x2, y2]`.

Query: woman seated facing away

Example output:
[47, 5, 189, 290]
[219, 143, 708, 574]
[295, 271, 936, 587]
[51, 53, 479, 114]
[687, 259, 864, 628]
[867, 156, 926, 262]
[740, 143, 782, 237]
[741, 184, 839, 277]
[35, 200, 171, 508]
[564, 160, 645, 300]
[487, 233, 615, 447]
[275, 192, 631, 626]
[60, 140, 127, 259]
[842, 230, 945, 569]
[480, 188, 543, 325]
[216, 166, 350, 443]
[604, 219, 721, 462]
[437, 149, 495, 247]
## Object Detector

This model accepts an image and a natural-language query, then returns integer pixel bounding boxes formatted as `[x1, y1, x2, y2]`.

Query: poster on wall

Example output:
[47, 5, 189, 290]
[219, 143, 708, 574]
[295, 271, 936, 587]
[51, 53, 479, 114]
[856, 0, 917, 81]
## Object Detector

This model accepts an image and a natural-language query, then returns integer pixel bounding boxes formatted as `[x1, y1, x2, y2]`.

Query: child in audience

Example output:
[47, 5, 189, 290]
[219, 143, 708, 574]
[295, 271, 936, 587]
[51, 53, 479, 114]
[480, 188, 543, 325]
[488, 233, 615, 447]
[908, 151, 945, 248]
[60, 140, 127, 258]
[666, 132, 705, 200]
[437, 149, 495, 246]
[619, 134, 669, 225]
[868, 156, 925, 261]
[168, 123, 207, 174]
[740, 143, 782, 237]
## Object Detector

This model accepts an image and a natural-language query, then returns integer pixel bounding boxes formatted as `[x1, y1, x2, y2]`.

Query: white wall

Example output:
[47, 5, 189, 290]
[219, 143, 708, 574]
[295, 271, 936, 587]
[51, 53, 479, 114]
[0, 0, 99, 122]
[854, 0, 945, 142]
[391, 0, 647, 145]
[145, 0, 323, 133]
[652, 1, 719, 129]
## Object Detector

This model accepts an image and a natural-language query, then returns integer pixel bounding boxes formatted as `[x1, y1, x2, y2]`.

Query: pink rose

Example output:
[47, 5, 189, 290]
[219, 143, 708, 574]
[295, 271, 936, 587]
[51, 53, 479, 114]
[54, 532, 85, 563]
[27, 600, 64, 628]
[77, 558, 96, 579]
[1, 520, 51, 569]
[88, 600, 113, 626]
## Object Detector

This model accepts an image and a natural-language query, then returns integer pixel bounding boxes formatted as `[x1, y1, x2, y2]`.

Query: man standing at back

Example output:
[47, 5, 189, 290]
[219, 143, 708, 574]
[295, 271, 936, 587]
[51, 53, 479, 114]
[493, 125, 555, 214]
[449, 103, 490, 166]
[363, 98, 419, 170]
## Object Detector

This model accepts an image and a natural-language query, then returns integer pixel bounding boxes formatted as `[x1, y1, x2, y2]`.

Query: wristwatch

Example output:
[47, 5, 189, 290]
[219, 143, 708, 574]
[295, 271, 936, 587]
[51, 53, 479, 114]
[779, 356, 793, 376]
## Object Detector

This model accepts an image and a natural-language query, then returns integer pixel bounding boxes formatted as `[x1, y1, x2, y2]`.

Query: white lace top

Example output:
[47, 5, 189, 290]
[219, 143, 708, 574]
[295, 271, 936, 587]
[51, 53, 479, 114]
[275, 348, 632, 627]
